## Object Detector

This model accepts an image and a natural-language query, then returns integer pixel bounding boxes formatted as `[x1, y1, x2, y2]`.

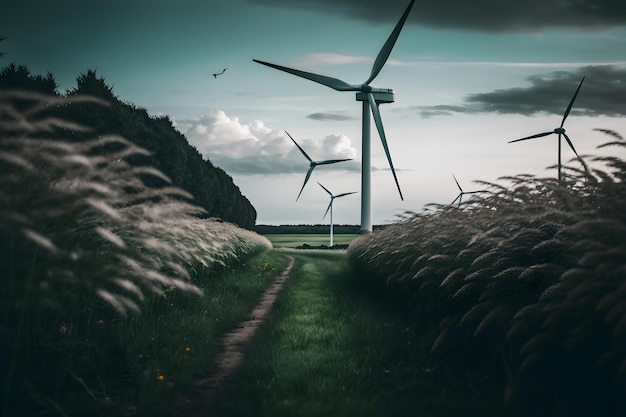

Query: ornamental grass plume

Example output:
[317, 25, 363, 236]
[0, 90, 270, 317]
[1, 89, 272, 416]
[348, 129, 626, 416]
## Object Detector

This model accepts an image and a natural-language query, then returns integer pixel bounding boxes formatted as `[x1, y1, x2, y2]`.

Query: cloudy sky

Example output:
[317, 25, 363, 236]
[2, 0, 625, 226]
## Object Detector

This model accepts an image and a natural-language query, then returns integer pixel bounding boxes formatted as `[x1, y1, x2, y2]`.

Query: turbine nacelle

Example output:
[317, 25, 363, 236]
[356, 89, 395, 104]
[554, 127, 566, 134]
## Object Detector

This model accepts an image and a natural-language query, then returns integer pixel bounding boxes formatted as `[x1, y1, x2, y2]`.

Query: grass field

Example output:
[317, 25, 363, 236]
[264, 234, 359, 248]
[211, 251, 508, 417]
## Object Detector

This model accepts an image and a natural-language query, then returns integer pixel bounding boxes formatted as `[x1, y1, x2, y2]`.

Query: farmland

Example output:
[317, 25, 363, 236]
[263, 233, 359, 248]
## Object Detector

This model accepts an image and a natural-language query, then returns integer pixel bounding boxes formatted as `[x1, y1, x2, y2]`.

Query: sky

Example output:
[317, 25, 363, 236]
[2, 0, 626, 226]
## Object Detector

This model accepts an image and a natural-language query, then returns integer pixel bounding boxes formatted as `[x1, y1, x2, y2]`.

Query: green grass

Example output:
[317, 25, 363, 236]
[211, 251, 509, 417]
[264, 234, 359, 248]
[114, 250, 291, 417]
[2, 248, 289, 417]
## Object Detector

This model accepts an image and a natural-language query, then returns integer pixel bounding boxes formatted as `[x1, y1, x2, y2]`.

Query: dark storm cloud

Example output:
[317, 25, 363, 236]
[245, 0, 626, 31]
[417, 65, 626, 117]
[307, 112, 357, 121]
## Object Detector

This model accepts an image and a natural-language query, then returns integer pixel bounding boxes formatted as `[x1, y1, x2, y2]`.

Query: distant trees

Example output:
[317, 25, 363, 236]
[255, 224, 385, 234]
[0, 64, 257, 229]
[0, 63, 58, 95]
[68, 69, 116, 100]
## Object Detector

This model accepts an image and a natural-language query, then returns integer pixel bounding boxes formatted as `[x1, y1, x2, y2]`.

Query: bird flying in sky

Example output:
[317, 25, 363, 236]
[212, 68, 227, 78]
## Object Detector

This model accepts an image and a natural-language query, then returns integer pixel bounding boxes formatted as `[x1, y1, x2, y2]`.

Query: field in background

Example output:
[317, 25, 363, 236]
[264, 233, 359, 248]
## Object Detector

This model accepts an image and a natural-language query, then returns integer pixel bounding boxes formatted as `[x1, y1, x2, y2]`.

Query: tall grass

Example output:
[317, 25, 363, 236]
[348, 130, 626, 416]
[0, 90, 272, 416]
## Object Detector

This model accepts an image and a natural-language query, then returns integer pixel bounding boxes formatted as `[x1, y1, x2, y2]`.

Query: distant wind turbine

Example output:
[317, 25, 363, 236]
[254, 0, 416, 233]
[318, 182, 357, 247]
[450, 174, 482, 206]
[508, 76, 588, 182]
[212, 68, 227, 78]
[286, 131, 352, 201]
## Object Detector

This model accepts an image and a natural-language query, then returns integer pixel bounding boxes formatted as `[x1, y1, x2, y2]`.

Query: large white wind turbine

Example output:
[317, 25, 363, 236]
[318, 182, 357, 247]
[254, 0, 415, 233]
[509, 76, 588, 182]
[286, 131, 352, 201]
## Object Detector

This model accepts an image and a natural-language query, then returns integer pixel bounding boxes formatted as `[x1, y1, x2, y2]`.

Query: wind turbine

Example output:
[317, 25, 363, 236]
[318, 182, 357, 247]
[508, 76, 588, 182]
[254, 0, 415, 233]
[450, 174, 482, 206]
[286, 131, 352, 201]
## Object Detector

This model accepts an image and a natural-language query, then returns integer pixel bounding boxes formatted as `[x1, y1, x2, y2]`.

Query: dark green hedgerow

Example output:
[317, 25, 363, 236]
[0, 91, 273, 416]
[348, 130, 626, 416]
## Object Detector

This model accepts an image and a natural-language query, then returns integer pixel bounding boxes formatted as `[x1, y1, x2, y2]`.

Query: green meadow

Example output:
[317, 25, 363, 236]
[211, 250, 508, 417]
[264, 233, 359, 248]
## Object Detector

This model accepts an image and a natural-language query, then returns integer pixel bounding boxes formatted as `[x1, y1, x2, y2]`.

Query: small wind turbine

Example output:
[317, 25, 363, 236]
[318, 182, 357, 247]
[286, 131, 352, 201]
[450, 174, 482, 206]
[254, 0, 416, 233]
[508, 76, 588, 182]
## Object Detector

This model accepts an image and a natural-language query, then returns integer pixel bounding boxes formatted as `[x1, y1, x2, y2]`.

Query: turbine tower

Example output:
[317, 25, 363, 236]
[254, 0, 415, 233]
[286, 131, 352, 201]
[318, 182, 357, 247]
[509, 76, 588, 182]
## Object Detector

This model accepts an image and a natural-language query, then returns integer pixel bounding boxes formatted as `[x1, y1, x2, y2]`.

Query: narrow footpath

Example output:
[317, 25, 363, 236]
[178, 255, 295, 417]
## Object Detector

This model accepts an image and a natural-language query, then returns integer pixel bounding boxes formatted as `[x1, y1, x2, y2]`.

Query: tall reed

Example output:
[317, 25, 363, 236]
[0, 90, 271, 416]
[348, 129, 626, 416]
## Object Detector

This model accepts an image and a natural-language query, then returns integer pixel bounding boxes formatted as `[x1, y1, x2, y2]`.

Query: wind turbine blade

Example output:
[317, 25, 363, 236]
[296, 166, 315, 201]
[451, 194, 461, 205]
[317, 181, 333, 196]
[335, 191, 358, 198]
[253, 59, 359, 92]
[317, 158, 353, 165]
[367, 93, 404, 200]
[562, 132, 588, 170]
[561, 76, 585, 128]
[452, 174, 463, 192]
[509, 131, 553, 143]
[323, 200, 333, 220]
[364, 0, 416, 85]
[286, 131, 312, 162]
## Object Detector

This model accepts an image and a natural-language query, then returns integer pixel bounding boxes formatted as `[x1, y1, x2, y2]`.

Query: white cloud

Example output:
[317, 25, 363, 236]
[173, 110, 359, 174]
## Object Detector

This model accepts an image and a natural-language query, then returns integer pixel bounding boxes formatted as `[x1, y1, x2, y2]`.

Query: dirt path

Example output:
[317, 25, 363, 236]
[178, 255, 295, 417]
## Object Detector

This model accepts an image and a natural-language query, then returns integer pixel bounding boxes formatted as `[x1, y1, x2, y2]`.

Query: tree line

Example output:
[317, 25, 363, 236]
[255, 224, 387, 234]
[0, 64, 257, 229]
